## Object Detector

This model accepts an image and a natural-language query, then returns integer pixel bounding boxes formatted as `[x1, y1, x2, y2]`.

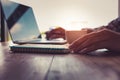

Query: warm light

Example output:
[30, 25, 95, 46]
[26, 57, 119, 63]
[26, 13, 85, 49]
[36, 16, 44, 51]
[10, 0, 118, 32]
[64, 21, 88, 30]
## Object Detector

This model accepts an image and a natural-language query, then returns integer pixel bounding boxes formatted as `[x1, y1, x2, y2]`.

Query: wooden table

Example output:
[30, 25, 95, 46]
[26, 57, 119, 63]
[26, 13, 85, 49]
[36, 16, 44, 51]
[0, 42, 120, 80]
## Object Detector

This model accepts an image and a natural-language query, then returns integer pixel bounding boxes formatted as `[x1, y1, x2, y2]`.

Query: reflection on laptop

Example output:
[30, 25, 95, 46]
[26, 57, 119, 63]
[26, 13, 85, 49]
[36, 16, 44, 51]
[1, 0, 67, 44]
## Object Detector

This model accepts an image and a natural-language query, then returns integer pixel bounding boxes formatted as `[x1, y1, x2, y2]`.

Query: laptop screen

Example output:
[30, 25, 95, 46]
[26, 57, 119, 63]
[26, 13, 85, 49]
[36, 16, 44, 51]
[1, 0, 41, 42]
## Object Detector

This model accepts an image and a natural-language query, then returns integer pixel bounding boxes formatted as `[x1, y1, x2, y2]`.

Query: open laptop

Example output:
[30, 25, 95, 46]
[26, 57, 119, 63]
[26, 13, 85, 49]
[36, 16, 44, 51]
[1, 0, 70, 53]
[1, 0, 67, 44]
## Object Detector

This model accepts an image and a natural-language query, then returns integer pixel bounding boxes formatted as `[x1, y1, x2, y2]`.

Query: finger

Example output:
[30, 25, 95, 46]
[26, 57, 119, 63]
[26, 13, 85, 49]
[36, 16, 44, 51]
[77, 41, 106, 54]
[69, 31, 97, 50]
[51, 28, 65, 34]
[77, 29, 120, 52]
[69, 29, 114, 51]
[73, 33, 109, 52]
[69, 34, 90, 50]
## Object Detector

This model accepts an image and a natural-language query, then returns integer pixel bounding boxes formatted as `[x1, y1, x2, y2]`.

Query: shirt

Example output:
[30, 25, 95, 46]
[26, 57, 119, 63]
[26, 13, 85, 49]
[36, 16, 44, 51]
[106, 17, 120, 32]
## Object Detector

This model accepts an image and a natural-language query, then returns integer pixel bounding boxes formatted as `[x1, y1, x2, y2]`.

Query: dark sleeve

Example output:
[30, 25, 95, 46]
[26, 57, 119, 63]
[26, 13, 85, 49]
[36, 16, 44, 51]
[94, 17, 120, 32]
[105, 17, 120, 32]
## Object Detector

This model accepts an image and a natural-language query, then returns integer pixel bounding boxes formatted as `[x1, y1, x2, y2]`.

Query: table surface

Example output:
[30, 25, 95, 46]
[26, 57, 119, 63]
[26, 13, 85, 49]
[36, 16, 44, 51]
[0, 42, 120, 80]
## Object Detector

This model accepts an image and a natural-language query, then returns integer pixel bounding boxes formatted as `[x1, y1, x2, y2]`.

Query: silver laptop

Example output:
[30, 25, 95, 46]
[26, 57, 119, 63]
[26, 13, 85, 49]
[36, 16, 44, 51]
[1, 0, 67, 44]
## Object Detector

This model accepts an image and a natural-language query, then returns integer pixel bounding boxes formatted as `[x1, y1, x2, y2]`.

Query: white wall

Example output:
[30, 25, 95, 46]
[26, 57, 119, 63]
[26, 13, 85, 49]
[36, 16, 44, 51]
[11, 0, 118, 31]
[118, 0, 120, 16]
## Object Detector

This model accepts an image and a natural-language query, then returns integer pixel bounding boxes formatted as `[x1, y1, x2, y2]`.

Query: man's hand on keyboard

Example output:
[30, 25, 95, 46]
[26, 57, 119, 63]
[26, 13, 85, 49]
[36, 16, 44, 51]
[46, 27, 65, 40]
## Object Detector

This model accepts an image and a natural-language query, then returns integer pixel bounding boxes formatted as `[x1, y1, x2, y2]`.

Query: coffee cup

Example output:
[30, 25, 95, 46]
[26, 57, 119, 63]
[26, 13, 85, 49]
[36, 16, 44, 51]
[65, 30, 88, 44]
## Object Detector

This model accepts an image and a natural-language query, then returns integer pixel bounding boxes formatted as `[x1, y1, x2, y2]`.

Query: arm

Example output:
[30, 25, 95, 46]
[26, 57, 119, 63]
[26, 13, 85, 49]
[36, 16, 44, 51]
[69, 29, 120, 54]
[94, 17, 120, 32]
[106, 17, 120, 32]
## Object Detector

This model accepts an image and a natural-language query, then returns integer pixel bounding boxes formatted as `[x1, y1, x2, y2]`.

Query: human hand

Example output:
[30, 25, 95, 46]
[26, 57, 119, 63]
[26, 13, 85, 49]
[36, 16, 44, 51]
[46, 27, 65, 40]
[69, 29, 120, 54]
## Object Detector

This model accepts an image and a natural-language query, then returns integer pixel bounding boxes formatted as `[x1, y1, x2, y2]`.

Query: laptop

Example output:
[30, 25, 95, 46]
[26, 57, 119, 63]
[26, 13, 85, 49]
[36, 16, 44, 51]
[1, 0, 67, 44]
[1, 0, 70, 54]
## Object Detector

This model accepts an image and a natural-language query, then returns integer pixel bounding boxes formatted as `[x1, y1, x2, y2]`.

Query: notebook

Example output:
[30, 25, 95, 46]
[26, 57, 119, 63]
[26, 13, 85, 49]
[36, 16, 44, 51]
[1, 0, 67, 44]
[10, 44, 70, 54]
[1, 0, 70, 53]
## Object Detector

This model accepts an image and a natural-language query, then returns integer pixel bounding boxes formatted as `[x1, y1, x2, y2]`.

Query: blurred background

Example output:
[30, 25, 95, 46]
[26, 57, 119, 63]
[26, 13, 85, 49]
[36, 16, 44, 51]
[0, 0, 119, 41]
[10, 0, 118, 31]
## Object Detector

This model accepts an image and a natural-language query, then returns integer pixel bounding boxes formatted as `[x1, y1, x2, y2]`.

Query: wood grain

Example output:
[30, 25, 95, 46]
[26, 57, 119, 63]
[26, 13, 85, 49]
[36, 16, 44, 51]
[1, 42, 120, 80]
[0, 43, 54, 80]
[46, 54, 120, 80]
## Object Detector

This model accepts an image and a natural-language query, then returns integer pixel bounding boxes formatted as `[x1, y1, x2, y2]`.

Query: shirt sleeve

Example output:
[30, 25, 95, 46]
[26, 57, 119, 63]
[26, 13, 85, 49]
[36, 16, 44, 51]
[105, 17, 120, 32]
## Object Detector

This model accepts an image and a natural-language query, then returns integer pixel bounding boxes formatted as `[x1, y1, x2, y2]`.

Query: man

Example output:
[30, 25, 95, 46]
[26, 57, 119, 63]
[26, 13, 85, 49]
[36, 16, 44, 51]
[46, 17, 120, 54]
